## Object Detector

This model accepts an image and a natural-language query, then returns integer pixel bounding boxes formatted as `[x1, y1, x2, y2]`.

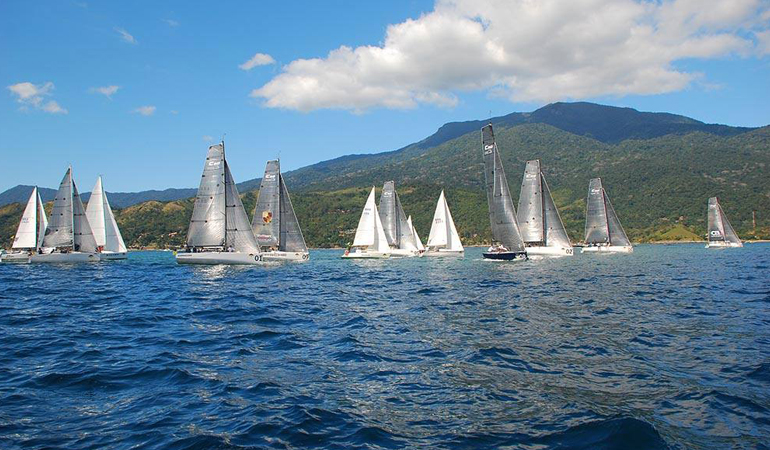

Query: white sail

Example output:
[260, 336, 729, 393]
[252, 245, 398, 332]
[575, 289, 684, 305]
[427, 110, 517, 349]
[37, 190, 47, 248]
[71, 177, 98, 253]
[224, 162, 260, 254]
[87, 176, 127, 253]
[444, 195, 463, 252]
[372, 199, 391, 253]
[43, 169, 75, 248]
[352, 188, 390, 252]
[12, 187, 39, 249]
[187, 144, 227, 248]
[427, 190, 464, 251]
[407, 215, 425, 251]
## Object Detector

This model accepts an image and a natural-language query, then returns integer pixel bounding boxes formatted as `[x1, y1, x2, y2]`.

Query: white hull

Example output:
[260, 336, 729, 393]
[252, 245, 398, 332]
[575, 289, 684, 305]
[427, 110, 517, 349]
[1, 251, 32, 263]
[389, 248, 421, 258]
[424, 248, 464, 257]
[706, 241, 743, 248]
[342, 249, 390, 259]
[262, 250, 310, 262]
[30, 252, 101, 263]
[581, 245, 633, 254]
[525, 245, 574, 256]
[100, 251, 128, 260]
[176, 251, 265, 265]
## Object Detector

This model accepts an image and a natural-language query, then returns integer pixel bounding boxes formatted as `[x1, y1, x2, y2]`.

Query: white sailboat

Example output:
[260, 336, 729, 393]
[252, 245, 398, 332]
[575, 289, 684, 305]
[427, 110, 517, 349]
[706, 197, 743, 248]
[379, 181, 421, 257]
[176, 142, 263, 265]
[517, 160, 573, 256]
[582, 178, 633, 253]
[407, 215, 425, 254]
[252, 160, 309, 261]
[1, 187, 47, 263]
[86, 176, 127, 260]
[425, 190, 464, 256]
[30, 167, 101, 263]
[343, 187, 391, 259]
[481, 124, 527, 261]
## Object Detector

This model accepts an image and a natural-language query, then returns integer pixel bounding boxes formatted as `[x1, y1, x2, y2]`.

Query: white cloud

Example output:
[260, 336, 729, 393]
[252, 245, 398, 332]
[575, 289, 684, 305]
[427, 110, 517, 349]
[7, 81, 68, 114]
[132, 105, 156, 116]
[252, 0, 768, 112]
[757, 30, 770, 56]
[164, 19, 179, 27]
[202, 135, 213, 142]
[170, 110, 179, 115]
[89, 85, 120, 98]
[239, 52, 276, 70]
[115, 27, 137, 44]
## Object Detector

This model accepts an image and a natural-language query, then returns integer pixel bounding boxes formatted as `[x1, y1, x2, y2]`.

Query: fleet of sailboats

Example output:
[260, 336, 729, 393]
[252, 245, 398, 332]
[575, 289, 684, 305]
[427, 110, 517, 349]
[706, 197, 742, 248]
[343, 187, 391, 258]
[86, 176, 127, 260]
[582, 178, 633, 253]
[252, 160, 309, 261]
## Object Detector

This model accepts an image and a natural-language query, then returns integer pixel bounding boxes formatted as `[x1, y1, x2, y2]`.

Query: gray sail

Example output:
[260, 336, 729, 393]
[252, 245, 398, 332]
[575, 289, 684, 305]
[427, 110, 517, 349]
[379, 181, 398, 246]
[71, 178, 98, 253]
[394, 193, 415, 249]
[542, 175, 572, 248]
[252, 160, 281, 247]
[604, 190, 631, 246]
[708, 197, 741, 245]
[224, 162, 259, 253]
[517, 160, 544, 243]
[482, 124, 525, 252]
[42, 168, 75, 248]
[187, 144, 226, 248]
[584, 178, 609, 245]
[278, 175, 308, 252]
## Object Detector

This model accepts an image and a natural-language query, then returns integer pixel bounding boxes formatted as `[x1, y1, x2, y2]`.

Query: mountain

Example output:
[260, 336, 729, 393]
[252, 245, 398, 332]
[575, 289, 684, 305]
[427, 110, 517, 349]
[1, 102, 768, 249]
[0, 185, 198, 209]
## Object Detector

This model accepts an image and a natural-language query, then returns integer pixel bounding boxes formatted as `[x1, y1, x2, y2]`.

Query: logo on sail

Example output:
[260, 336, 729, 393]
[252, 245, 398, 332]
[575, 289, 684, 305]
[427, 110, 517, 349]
[262, 211, 273, 224]
[710, 230, 722, 237]
[484, 144, 494, 155]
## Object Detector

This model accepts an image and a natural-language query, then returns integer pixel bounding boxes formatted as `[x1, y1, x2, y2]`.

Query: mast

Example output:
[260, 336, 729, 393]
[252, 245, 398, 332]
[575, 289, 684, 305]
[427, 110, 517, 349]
[540, 169, 546, 243]
[222, 140, 227, 249]
[601, 185, 610, 245]
[70, 166, 75, 249]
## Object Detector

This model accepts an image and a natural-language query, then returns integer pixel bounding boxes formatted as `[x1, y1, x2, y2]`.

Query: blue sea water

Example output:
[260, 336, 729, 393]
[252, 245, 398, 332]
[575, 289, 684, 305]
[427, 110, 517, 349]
[0, 244, 768, 449]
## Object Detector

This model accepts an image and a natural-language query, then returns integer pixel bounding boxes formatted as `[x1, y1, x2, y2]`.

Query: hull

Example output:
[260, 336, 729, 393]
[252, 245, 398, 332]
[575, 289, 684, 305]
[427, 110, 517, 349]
[30, 252, 101, 263]
[581, 245, 633, 254]
[175, 251, 265, 265]
[342, 249, 390, 259]
[1, 251, 32, 263]
[424, 248, 464, 257]
[482, 251, 527, 261]
[262, 250, 310, 262]
[100, 251, 128, 260]
[389, 248, 421, 258]
[525, 245, 574, 256]
[706, 241, 742, 248]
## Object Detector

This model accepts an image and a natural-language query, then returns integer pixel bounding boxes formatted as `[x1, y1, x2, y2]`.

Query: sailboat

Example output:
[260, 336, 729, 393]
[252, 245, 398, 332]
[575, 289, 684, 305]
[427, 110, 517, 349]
[378, 181, 421, 257]
[517, 160, 573, 256]
[1, 187, 47, 263]
[176, 142, 263, 264]
[425, 190, 464, 256]
[706, 197, 743, 248]
[30, 167, 101, 263]
[252, 160, 309, 261]
[86, 176, 127, 260]
[582, 178, 633, 253]
[407, 215, 425, 254]
[342, 187, 391, 258]
[481, 124, 527, 261]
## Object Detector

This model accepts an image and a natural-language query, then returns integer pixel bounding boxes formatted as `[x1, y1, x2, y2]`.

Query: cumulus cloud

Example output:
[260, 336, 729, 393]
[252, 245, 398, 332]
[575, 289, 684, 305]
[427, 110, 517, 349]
[251, 0, 769, 112]
[757, 30, 770, 56]
[132, 105, 156, 116]
[89, 85, 120, 98]
[239, 52, 276, 70]
[115, 27, 137, 44]
[202, 135, 214, 142]
[7, 81, 68, 114]
[163, 19, 180, 27]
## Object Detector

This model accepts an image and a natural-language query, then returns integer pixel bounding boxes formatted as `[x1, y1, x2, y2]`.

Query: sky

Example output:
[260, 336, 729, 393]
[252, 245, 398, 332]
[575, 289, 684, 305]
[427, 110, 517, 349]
[2, 0, 769, 193]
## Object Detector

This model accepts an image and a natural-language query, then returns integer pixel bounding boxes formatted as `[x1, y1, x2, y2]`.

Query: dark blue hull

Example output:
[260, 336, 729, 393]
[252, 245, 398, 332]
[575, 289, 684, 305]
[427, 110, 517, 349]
[482, 251, 527, 261]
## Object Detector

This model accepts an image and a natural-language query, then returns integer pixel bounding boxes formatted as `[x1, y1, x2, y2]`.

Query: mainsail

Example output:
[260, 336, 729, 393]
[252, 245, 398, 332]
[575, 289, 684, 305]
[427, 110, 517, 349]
[187, 144, 227, 248]
[86, 176, 127, 253]
[352, 187, 390, 252]
[708, 197, 742, 245]
[252, 160, 307, 252]
[12, 187, 46, 250]
[42, 168, 98, 252]
[481, 124, 525, 252]
[517, 160, 572, 248]
[427, 190, 463, 251]
[379, 181, 417, 250]
[584, 178, 630, 246]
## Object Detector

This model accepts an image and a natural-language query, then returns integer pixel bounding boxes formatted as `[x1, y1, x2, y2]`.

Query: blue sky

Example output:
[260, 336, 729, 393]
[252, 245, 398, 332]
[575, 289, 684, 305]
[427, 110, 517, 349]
[2, 0, 769, 193]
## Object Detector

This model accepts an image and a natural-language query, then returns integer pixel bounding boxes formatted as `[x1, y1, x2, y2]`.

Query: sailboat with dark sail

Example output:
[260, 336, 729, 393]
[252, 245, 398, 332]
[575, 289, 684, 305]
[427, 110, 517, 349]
[481, 124, 527, 261]
[706, 197, 742, 248]
[1, 187, 47, 263]
[252, 160, 309, 261]
[30, 167, 101, 263]
[517, 160, 573, 256]
[378, 181, 421, 257]
[176, 142, 263, 264]
[582, 178, 632, 253]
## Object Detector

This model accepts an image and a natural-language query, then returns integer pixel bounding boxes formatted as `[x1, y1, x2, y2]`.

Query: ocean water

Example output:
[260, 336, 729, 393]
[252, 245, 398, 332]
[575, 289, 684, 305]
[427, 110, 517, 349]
[0, 244, 768, 450]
